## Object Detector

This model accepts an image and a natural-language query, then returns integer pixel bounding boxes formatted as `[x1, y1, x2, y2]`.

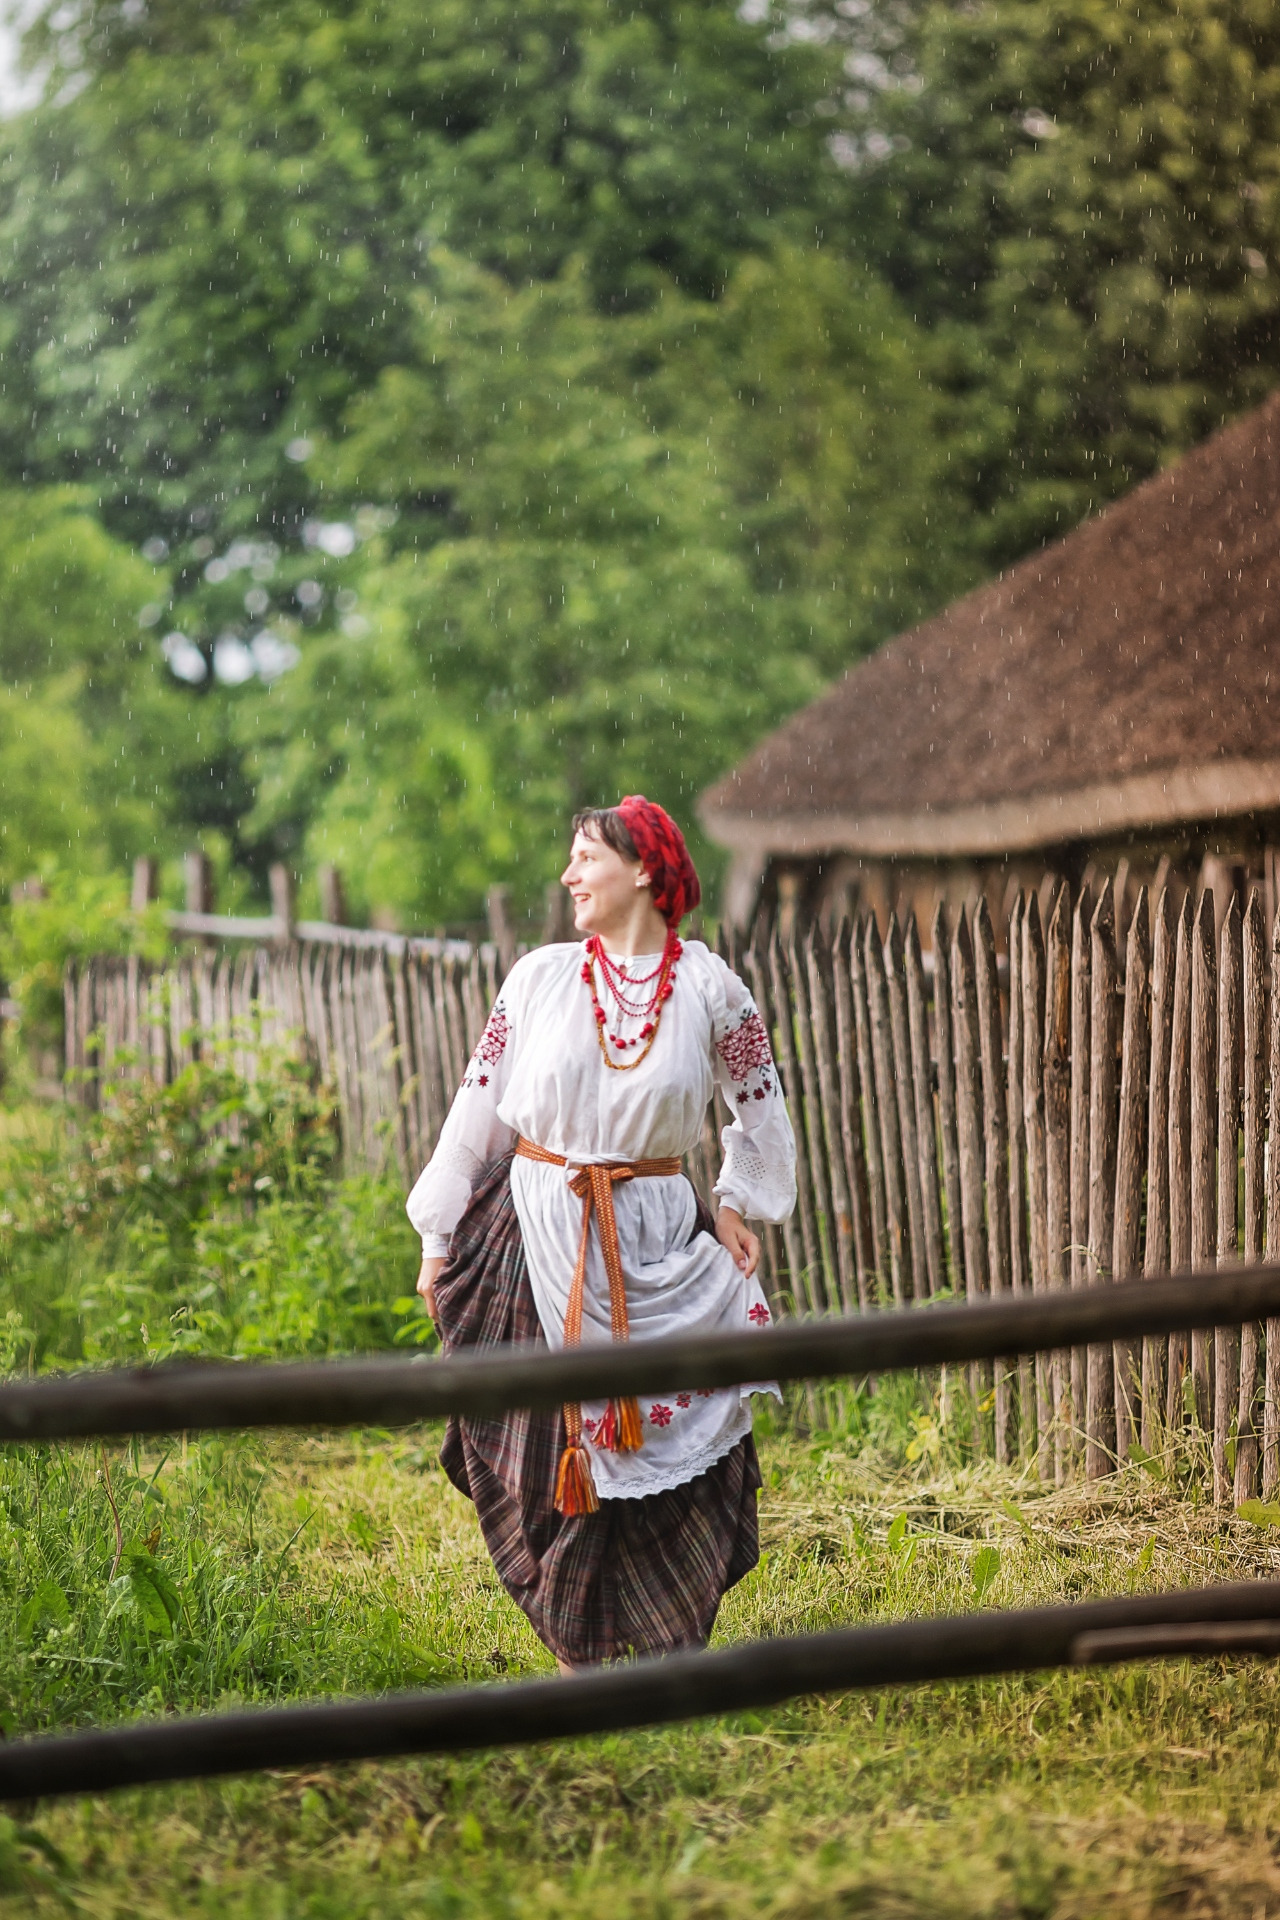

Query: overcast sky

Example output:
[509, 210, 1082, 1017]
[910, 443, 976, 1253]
[0, 4, 43, 117]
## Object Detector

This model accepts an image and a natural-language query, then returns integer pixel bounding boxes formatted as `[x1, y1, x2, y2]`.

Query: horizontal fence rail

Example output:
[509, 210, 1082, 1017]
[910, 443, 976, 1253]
[2, 1580, 1278, 1803]
[7, 1265, 1280, 1443]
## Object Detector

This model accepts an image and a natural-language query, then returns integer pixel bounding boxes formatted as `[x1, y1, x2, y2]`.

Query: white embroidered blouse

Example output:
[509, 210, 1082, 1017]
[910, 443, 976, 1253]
[406, 938, 797, 1499]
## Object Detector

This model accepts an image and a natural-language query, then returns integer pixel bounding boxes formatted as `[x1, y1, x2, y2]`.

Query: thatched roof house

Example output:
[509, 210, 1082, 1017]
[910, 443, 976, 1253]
[701, 393, 1280, 932]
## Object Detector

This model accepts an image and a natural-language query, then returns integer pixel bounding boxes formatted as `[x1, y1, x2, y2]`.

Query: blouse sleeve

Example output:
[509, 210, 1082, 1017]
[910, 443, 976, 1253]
[709, 961, 797, 1225]
[405, 983, 518, 1258]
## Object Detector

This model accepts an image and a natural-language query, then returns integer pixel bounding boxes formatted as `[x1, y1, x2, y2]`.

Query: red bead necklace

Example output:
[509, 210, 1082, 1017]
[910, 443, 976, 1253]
[581, 930, 682, 1071]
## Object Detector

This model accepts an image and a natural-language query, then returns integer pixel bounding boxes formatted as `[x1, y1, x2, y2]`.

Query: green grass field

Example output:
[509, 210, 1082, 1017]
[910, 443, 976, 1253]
[5, 1087, 1280, 1916]
[0, 1408, 1279, 1918]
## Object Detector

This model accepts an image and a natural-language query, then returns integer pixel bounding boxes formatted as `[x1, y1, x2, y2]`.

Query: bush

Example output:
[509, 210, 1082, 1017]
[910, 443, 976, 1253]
[0, 871, 167, 1089]
[17, 1050, 338, 1240]
[0, 1047, 427, 1369]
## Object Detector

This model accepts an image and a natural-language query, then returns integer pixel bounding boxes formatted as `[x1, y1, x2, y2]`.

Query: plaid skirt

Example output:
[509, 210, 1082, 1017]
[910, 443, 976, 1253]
[435, 1151, 762, 1666]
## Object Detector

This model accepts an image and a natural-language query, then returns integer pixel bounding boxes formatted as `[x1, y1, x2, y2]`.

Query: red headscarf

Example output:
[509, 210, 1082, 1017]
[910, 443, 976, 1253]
[616, 794, 701, 927]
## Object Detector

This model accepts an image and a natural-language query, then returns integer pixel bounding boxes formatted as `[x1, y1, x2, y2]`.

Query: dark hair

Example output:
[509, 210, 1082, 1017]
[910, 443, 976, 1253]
[571, 807, 639, 864]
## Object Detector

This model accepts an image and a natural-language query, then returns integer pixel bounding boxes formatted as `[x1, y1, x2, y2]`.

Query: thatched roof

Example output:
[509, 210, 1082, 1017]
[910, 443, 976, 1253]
[701, 394, 1280, 866]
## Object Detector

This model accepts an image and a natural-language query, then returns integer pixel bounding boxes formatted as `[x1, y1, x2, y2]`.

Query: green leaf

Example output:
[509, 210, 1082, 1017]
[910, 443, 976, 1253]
[1237, 1500, 1280, 1529]
[886, 1512, 909, 1552]
[125, 1550, 182, 1635]
[999, 1497, 1032, 1535]
[1126, 1441, 1166, 1482]
[971, 1545, 1000, 1601]
[17, 1580, 69, 1640]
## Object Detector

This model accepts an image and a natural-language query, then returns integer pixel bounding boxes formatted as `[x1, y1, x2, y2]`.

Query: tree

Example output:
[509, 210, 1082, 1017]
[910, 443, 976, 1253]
[0, 0, 844, 554]
[845, 0, 1280, 560]
[233, 246, 958, 924]
[0, 488, 182, 888]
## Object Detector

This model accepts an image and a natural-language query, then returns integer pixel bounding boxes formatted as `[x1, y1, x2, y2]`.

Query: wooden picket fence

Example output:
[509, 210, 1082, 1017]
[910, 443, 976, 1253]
[62, 873, 1280, 1501]
[64, 937, 502, 1181]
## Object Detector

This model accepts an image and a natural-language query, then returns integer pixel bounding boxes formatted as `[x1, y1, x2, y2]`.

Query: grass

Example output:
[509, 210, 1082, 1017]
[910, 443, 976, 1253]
[0, 1400, 1278, 1916]
[5, 1087, 1280, 1915]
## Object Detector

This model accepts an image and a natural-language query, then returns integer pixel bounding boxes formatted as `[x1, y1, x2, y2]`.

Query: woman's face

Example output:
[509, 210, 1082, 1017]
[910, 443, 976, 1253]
[560, 827, 648, 935]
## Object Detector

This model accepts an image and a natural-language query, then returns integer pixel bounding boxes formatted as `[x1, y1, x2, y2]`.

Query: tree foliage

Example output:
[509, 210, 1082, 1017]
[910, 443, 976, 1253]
[5, 0, 1280, 926]
[0, 490, 176, 891]
[847, 0, 1280, 558]
[240, 249, 952, 923]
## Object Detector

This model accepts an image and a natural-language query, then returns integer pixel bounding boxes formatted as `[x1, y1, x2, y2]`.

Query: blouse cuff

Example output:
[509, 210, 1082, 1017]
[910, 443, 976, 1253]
[419, 1232, 451, 1261]
[712, 1183, 751, 1219]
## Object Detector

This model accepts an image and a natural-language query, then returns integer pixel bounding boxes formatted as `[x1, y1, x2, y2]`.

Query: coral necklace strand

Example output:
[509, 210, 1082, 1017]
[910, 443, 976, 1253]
[581, 930, 682, 1071]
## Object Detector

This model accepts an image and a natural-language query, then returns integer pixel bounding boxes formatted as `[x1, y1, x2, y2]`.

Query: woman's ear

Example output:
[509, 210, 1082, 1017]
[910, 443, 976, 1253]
[635, 870, 652, 889]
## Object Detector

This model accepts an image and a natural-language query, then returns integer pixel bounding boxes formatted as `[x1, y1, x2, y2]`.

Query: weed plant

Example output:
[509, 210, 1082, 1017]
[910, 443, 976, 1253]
[0, 1064, 425, 1368]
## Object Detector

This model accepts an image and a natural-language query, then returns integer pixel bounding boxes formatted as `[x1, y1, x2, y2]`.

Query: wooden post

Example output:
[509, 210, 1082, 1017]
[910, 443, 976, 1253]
[884, 916, 930, 1303]
[486, 886, 517, 978]
[185, 851, 214, 916]
[932, 902, 965, 1296]
[1265, 904, 1280, 1497]
[130, 858, 158, 913]
[1142, 889, 1174, 1455]
[1023, 893, 1052, 1476]
[319, 864, 348, 928]
[1069, 885, 1093, 1466]
[850, 922, 890, 1295]
[952, 909, 990, 1423]
[269, 864, 296, 944]
[806, 928, 859, 1314]
[831, 921, 875, 1308]
[776, 870, 802, 947]
[769, 934, 823, 1312]
[1214, 895, 1242, 1505]
[1235, 889, 1266, 1504]
[1167, 894, 1194, 1434]
[1112, 888, 1150, 1463]
[744, 935, 806, 1311]
[1007, 895, 1034, 1458]
[1190, 889, 1217, 1440]
[1085, 880, 1119, 1478]
[791, 931, 840, 1313]
[1044, 885, 1072, 1482]
[904, 915, 946, 1296]
[542, 881, 573, 946]
[975, 898, 1014, 1462]
[865, 919, 911, 1306]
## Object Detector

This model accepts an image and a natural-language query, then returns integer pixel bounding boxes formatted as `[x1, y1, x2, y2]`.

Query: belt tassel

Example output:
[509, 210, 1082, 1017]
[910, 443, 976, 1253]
[514, 1137, 681, 1515]
[554, 1437, 599, 1516]
[596, 1395, 644, 1454]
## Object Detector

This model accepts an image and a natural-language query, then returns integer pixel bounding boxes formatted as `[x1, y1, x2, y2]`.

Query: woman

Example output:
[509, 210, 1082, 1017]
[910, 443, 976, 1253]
[408, 796, 796, 1669]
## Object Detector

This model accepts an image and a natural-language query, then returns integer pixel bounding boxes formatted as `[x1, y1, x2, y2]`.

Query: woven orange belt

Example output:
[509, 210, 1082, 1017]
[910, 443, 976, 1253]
[515, 1135, 682, 1515]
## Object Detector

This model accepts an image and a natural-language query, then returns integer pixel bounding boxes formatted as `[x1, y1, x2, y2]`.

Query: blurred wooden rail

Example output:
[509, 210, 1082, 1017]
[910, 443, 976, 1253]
[60, 867, 1280, 1505]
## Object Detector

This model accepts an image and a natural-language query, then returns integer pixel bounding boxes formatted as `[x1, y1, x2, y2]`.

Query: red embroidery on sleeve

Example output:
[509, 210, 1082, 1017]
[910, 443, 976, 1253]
[716, 1008, 774, 1092]
[749, 1303, 771, 1325]
[462, 1002, 510, 1088]
[648, 1403, 674, 1427]
[476, 1004, 510, 1064]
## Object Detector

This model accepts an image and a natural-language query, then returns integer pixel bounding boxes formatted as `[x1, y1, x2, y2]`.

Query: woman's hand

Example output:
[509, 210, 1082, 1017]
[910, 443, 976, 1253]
[716, 1206, 760, 1280]
[417, 1255, 447, 1321]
